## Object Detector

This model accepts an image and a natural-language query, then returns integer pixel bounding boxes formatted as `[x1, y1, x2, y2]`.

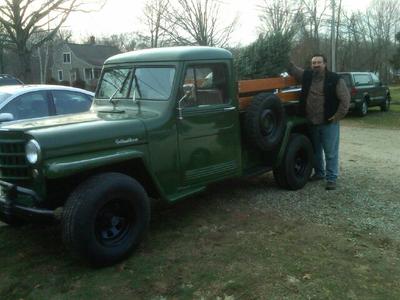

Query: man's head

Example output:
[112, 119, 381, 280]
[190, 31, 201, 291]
[311, 54, 327, 74]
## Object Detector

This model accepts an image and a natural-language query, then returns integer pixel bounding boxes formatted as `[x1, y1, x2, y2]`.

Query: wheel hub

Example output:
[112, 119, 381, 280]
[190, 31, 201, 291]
[95, 200, 134, 246]
[260, 109, 276, 136]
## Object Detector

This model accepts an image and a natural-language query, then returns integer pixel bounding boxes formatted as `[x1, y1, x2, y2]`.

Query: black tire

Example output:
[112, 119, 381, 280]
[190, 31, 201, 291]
[62, 172, 150, 267]
[357, 99, 368, 117]
[273, 134, 313, 190]
[245, 93, 286, 151]
[380, 95, 390, 112]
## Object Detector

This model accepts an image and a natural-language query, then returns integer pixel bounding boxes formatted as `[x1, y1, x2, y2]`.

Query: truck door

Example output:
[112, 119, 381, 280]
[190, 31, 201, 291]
[177, 62, 241, 186]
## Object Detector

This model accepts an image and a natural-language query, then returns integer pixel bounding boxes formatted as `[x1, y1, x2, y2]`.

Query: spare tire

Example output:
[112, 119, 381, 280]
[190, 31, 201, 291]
[245, 93, 286, 151]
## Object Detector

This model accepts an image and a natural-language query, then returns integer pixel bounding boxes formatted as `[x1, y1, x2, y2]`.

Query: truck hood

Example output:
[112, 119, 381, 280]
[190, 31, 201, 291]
[2, 111, 152, 159]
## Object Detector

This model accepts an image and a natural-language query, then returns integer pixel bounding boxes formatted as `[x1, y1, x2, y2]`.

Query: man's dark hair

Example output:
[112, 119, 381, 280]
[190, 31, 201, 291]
[311, 54, 328, 63]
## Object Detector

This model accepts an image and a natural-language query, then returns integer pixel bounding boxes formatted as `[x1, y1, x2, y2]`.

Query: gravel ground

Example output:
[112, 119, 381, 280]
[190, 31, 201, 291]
[239, 124, 400, 240]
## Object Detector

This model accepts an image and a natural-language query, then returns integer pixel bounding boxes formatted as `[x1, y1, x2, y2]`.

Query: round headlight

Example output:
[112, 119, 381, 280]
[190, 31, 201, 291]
[25, 139, 41, 164]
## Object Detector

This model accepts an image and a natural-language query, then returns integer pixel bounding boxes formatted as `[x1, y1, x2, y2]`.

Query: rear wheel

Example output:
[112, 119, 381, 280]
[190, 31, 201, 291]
[357, 99, 368, 117]
[62, 172, 150, 266]
[273, 134, 313, 190]
[380, 95, 390, 112]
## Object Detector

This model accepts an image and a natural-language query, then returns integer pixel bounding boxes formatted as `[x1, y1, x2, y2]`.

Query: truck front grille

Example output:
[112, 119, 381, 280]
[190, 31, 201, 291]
[0, 139, 30, 182]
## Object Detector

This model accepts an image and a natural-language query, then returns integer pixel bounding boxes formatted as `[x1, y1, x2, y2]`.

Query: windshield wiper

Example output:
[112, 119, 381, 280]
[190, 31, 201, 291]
[105, 70, 132, 107]
[132, 74, 142, 114]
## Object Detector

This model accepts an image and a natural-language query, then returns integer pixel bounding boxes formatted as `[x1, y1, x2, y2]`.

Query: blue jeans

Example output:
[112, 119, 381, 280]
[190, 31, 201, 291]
[309, 122, 340, 182]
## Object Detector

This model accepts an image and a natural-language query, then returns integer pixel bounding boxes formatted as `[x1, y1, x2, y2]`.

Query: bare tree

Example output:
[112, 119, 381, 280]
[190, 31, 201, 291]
[301, 0, 330, 52]
[257, 0, 303, 39]
[142, 0, 170, 48]
[162, 0, 237, 47]
[0, 0, 105, 82]
[0, 23, 8, 73]
[94, 33, 149, 52]
[363, 0, 400, 79]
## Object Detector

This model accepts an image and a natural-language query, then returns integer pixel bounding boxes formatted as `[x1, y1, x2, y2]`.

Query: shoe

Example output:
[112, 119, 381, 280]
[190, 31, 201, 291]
[310, 174, 325, 181]
[326, 181, 336, 190]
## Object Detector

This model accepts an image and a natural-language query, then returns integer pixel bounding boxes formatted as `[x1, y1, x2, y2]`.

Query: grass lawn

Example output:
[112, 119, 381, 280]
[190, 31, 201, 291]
[1, 192, 400, 299]
[342, 102, 400, 129]
[390, 85, 400, 104]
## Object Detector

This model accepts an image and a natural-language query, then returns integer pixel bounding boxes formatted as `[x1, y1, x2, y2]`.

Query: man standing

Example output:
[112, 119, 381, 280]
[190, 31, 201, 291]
[289, 54, 350, 190]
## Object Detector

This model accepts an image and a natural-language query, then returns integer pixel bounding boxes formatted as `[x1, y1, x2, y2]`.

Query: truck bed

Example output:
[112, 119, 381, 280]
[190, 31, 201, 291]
[238, 76, 301, 110]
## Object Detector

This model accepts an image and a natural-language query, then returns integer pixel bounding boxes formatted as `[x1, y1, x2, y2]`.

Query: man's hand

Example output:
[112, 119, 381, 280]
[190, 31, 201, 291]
[328, 116, 336, 122]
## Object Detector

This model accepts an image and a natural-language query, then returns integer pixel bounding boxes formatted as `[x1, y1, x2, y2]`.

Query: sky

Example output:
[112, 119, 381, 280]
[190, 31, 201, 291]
[65, 0, 373, 46]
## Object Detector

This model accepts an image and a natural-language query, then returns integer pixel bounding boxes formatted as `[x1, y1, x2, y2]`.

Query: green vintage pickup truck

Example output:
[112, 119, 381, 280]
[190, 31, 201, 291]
[0, 47, 313, 266]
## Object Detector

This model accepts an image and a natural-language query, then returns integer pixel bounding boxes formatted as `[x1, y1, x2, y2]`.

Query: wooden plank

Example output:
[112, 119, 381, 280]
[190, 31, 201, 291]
[238, 76, 299, 94]
[239, 91, 301, 110]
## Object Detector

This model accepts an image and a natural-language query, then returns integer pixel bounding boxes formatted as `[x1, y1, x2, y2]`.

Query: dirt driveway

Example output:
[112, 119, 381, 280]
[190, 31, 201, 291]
[247, 124, 400, 240]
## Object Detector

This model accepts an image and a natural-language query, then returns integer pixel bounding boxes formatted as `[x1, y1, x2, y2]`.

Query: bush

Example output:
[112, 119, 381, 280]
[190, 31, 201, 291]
[72, 79, 86, 89]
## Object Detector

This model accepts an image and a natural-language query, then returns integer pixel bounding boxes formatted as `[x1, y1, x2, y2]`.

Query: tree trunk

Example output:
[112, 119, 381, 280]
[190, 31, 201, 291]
[0, 46, 4, 73]
[18, 50, 32, 83]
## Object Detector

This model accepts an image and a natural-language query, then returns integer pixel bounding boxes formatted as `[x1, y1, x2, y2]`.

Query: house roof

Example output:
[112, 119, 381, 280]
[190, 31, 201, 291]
[67, 43, 121, 67]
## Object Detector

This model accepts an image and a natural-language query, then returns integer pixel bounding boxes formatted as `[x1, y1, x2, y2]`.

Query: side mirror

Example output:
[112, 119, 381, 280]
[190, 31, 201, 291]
[0, 113, 14, 123]
[182, 83, 195, 97]
[177, 84, 195, 120]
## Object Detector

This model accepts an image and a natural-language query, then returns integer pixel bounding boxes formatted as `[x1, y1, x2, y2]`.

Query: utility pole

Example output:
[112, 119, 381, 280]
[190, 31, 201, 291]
[330, 0, 336, 72]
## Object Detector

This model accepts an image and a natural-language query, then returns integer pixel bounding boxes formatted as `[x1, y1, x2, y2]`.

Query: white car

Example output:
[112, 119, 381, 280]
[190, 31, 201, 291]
[0, 85, 94, 123]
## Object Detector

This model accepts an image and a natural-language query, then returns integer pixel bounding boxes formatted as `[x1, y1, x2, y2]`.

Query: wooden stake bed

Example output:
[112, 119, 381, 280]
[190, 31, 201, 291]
[238, 76, 301, 110]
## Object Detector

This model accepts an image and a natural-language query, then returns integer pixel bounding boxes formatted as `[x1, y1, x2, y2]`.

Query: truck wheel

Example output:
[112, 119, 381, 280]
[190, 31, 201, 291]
[380, 95, 390, 112]
[357, 99, 368, 117]
[245, 93, 286, 151]
[62, 172, 150, 266]
[273, 134, 313, 190]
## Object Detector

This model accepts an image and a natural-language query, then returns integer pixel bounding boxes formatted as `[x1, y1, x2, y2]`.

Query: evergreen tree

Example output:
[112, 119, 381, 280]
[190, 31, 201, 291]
[233, 33, 291, 80]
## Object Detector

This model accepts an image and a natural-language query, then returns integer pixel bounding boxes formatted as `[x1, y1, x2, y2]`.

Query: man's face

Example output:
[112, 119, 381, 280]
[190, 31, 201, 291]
[311, 56, 326, 73]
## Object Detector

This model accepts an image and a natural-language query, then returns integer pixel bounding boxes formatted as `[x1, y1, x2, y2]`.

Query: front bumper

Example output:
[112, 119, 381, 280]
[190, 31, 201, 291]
[0, 180, 55, 219]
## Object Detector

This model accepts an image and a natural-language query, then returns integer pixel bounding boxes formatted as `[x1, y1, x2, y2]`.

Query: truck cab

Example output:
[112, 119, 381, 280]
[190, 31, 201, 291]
[0, 47, 312, 266]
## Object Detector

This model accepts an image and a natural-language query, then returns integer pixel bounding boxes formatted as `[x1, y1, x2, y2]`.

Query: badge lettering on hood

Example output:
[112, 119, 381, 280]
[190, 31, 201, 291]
[115, 137, 139, 145]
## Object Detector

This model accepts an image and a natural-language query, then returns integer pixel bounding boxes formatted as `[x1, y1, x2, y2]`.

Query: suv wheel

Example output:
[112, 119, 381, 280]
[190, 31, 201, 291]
[357, 99, 368, 117]
[380, 95, 390, 112]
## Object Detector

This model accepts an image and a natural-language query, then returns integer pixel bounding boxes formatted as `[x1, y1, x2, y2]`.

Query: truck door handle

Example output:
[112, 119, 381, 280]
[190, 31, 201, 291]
[224, 107, 236, 111]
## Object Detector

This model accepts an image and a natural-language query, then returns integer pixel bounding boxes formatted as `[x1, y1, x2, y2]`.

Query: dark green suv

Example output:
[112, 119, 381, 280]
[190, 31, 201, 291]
[338, 72, 391, 117]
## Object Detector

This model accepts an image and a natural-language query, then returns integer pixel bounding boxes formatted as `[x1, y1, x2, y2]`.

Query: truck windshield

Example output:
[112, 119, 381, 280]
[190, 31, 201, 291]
[96, 67, 175, 101]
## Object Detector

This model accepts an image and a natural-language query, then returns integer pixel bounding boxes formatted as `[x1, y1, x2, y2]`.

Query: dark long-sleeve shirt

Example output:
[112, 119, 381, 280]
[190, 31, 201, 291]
[289, 64, 350, 125]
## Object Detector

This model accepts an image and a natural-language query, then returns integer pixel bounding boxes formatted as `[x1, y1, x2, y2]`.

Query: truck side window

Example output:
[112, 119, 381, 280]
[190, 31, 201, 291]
[183, 64, 228, 106]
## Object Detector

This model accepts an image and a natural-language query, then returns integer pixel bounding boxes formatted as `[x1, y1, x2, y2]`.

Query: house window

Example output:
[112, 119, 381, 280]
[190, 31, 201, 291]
[58, 70, 63, 81]
[63, 52, 71, 64]
[84, 68, 93, 80]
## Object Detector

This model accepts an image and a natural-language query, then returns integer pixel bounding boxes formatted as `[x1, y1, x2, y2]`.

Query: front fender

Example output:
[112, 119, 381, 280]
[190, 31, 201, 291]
[44, 147, 147, 179]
